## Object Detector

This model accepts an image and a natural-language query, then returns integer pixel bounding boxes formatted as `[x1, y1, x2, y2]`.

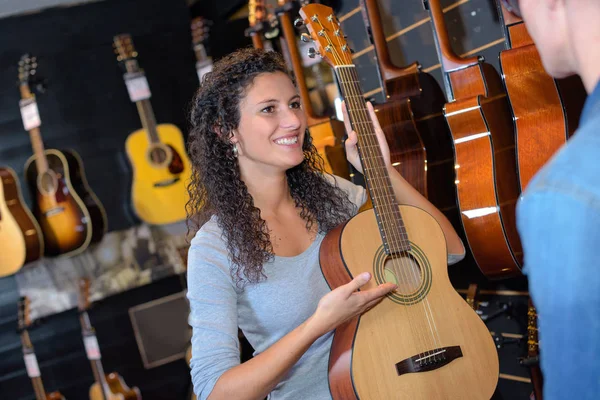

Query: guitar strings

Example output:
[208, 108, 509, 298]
[324, 14, 445, 364]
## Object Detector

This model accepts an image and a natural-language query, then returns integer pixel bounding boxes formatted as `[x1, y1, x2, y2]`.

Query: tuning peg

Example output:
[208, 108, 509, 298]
[307, 47, 319, 59]
[294, 18, 304, 27]
[300, 33, 312, 43]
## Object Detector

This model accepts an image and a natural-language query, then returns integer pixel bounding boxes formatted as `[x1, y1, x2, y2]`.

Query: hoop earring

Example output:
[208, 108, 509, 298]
[232, 143, 238, 158]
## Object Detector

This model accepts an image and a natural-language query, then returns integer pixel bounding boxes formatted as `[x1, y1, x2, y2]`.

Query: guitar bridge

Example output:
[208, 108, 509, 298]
[395, 345, 463, 376]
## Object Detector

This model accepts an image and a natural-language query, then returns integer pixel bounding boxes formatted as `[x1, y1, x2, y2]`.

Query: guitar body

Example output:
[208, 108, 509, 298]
[309, 118, 349, 178]
[46, 391, 66, 400]
[89, 373, 141, 400]
[444, 64, 523, 279]
[0, 167, 43, 276]
[25, 149, 92, 257]
[320, 205, 499, 399]
[499, 23, 569, 190]
[125, 123, 191, 225]
[62, 150, 107, 243]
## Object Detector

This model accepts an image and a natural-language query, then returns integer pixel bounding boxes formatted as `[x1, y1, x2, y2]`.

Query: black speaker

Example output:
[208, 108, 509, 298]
[129, 291, 191, 369]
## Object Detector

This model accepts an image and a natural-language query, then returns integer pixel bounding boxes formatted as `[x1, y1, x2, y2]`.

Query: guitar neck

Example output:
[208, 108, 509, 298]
[19, 84, 48, 174]
[424, 0, 480, 100]
[278, 4, 325, 124]
[135, 99, 161, 144]
[334, 65, 410, 254]
[79, 311, 111, 400]
[21, 331, 48, 400]
[360, 0, 419, 87]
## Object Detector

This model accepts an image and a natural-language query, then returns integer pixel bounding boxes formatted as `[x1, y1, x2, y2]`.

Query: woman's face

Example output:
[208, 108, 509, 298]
[232, 71, 308, 175]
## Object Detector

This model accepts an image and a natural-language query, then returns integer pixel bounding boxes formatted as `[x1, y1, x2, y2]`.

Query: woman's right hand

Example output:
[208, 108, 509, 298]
[306, 272, 397, 338]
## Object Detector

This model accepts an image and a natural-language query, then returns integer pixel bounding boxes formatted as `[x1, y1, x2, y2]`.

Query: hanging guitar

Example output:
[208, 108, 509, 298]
[497, 0, 585, 190]
[276, 0, 349, 178]
[191, 17, 213, 83]
[113, 34, 192, 225]
[299, 4, 499, 399]
[78, 278, 142, 400]
[521, 299, 543, 400]
[18, 54, 107, 257]
[0, 167, 43, 276]
[424, 0, 523, 279]
[18, 296, 66, 400]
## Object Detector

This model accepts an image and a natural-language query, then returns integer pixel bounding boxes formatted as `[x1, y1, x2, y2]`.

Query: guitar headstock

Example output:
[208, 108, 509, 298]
[17, 54, 37, 86]
[17, 296, 31, 332]
[298, 4, 352, 68]
[191, 17, 212, 46]
[113, 33, 138, 63]
[78, 278, 91, 313]
[248, 0, 267, 28]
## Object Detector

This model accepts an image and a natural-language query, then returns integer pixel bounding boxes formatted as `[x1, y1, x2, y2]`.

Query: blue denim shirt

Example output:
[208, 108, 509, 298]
[517, 81, 600, 400]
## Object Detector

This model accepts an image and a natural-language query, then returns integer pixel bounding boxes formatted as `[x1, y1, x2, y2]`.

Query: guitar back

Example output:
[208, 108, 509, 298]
[25, 149, 92, 257]
[125, 123, 191, 225]
[0, 168, 28, 276]
[321, 206, 499, 399]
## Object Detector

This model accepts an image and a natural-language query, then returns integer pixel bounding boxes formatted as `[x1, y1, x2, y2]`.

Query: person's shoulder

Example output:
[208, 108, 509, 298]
[188, 216, 232, 276]
[323, 174, 367, 209]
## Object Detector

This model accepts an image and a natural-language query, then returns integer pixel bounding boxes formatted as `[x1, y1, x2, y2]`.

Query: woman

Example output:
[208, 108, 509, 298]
[186, 48, 465, 400]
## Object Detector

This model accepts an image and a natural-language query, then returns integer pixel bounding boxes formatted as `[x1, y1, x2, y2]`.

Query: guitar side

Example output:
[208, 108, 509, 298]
[125, 123, 191, 225]
[321, 206, 498, 399]
[89, 373, 141, 400]
[0, 167, 43, 276]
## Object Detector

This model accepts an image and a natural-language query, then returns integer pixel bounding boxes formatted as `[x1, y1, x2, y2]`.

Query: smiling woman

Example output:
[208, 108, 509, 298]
[185, 48, 464, 400]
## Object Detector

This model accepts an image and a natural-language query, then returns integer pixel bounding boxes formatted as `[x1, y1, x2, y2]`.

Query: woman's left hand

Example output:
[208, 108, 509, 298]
[342, 101, 391, 174]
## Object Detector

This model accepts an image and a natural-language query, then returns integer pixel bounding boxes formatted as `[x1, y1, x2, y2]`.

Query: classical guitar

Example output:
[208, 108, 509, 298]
[113, 34, 192, 225]
[300, 5, 499, 399]
[247, 0, 267, 49]
[276, 0, 349, 178]
[78, 278, 142, 400]
[497, 0, 585, 190]
[424, 0, 523, 279]
[18, 54, 106, 257]
[18, 296, 66, 400]
[191, 17, 213, 83]
[0, 167, 43, 276]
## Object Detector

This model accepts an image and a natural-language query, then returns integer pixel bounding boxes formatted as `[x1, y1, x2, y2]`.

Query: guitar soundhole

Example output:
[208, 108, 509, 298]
[37, 171, 57, 195]
[150, 147, 168, 164]
[383, 252, 423, 296]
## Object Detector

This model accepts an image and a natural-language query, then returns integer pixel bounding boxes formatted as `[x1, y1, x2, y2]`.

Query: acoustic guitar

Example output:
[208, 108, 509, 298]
[497, 0, 585, 190]
[113, 34, 192, 225]
[299, 4, 499, 399]
[359, 0, 460, 226]
[276, 0, 349, 178]
[18, 54, 107, 257]
[424, 0, 523, 279]
[191, 17, 213, 83]
[0, 167, 43, 276]
[522, 299, 543, 400]
[18, 296, 66, 400]
[78, 278, 142, 400]
[247, 0, 267, 49]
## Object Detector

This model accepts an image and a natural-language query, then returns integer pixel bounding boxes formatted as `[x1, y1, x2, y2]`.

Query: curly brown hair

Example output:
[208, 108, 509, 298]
[186, 48, 354, 285]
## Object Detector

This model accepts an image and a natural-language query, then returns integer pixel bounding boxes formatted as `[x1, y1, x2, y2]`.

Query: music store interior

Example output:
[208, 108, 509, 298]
[0, 0, 592, 399]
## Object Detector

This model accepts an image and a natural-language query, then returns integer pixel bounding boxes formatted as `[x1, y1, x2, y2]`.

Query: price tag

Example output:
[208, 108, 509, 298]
[124, 72, 151, 102]
[24, 353, 41, 378]
[196, 61, 213, 82]
[19, 98, 41, 131]
[84, 335, 102, 360]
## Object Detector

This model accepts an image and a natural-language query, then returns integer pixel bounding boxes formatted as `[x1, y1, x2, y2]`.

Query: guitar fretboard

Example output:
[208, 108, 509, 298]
[334, 65, 410, 254]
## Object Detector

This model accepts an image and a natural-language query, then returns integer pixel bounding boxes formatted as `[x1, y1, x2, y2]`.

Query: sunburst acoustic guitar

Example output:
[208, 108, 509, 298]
[18, 54, 107, 257]
[18, 296, 66, 400]
[299, 4, 498, 399]
[113, 34, 192, 225]
[0, 167, 43, 277]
